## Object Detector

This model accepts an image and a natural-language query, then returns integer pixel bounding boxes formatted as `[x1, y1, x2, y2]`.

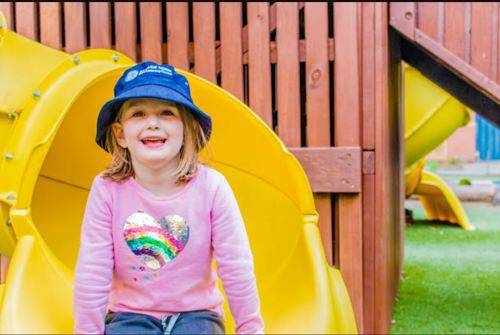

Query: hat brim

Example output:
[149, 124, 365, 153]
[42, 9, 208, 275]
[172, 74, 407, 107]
[96, 84, 212, 151]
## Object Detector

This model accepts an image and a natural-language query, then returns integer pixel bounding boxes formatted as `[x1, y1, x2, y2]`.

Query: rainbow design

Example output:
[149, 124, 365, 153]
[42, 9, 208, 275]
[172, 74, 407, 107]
[123, 212, 189, 270]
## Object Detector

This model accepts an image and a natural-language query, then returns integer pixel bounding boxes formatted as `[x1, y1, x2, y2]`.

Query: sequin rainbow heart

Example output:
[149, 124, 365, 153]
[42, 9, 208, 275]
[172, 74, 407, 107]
[123, 211, 189, 270]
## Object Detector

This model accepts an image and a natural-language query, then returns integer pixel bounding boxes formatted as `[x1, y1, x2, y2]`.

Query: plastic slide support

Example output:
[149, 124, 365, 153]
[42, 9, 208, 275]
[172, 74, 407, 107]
[414, 170, 475, 231]
[404, 65, 473, 230]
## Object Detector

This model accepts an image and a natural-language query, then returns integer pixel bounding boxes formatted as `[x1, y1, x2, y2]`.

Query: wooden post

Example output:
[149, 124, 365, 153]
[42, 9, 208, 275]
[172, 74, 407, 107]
[333, 2, 364, 331]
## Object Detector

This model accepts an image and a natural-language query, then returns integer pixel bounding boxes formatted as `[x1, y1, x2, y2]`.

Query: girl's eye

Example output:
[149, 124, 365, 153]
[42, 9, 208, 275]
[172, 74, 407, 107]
[161, 110, 175, 116]
[132, 111, 145, 117]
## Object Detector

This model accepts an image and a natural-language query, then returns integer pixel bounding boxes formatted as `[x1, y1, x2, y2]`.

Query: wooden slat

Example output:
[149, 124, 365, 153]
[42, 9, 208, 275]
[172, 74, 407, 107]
[247, 2, 272, 126]
[89, 2, 111, 48]
[0, 2, 13, 29]
[362, 2, 376, 150]
[193, 2, 216, 83]
[276, 2, 300, 147]
[305, 2, 333, 268]
[334, 7, 361, 146]
[290, 147, 361, 193]
[305, 2, 330, 147]
[417, 2, 440, 41]
[166, 2, 189, 71]
[471, 2, 495, 78]
[114, 2, 137, 61]
[39, 2, 61, 50]
[139, 2, 162, 63]
[63, 2, 86, 53]
[334, 2, 364, 331]
[444, 2, 467, 59]
[15, 2, 37, 40]
[389, 2, 416, 40]
[219, 2, 244, 101]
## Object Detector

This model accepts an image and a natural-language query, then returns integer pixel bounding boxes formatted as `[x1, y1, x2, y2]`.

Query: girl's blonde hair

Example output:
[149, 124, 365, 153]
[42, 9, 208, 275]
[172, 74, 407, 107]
[101, 98, 208, 184]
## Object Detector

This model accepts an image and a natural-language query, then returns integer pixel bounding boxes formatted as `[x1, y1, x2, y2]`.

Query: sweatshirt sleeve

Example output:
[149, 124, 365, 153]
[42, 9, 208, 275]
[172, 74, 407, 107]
[210, 175, 265, 334]
[73, 175, 114, 334]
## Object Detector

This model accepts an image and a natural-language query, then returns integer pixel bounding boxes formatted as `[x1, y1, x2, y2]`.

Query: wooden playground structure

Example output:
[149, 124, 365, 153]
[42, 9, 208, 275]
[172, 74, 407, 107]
[0, 2, 498, 333]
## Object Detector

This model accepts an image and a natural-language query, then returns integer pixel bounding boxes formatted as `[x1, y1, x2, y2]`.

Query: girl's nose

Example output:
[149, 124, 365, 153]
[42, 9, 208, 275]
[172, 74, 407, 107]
[146, 114, 160, 128]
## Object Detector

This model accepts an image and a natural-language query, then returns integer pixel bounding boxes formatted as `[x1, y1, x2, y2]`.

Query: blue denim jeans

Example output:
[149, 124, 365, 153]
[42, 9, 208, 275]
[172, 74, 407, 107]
[104, 309, 225, 335]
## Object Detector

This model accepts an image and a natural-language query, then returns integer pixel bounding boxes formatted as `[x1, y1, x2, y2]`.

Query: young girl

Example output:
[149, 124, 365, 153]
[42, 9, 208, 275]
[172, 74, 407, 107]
[73, 62, 264, 334]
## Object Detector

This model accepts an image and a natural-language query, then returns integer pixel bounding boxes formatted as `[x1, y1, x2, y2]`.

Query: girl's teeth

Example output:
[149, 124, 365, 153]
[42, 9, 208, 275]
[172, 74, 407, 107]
[141, 139, 166, 147]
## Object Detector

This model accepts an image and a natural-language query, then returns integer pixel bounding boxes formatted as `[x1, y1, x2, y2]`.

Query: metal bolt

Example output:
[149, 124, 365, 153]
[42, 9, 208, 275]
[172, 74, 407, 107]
[6, 219, 12, 226]
[112, 54, 119, 62]
[33, 90, 41, 99]
[6, 194, 15, 201]
[73, 55, 80, 64]
[7, 112, 14, 119]
[4, 152, 13, 159]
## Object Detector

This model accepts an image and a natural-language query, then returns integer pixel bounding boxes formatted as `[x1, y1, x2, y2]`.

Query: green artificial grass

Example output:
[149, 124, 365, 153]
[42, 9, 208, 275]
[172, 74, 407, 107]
[391, 202, 500, 334]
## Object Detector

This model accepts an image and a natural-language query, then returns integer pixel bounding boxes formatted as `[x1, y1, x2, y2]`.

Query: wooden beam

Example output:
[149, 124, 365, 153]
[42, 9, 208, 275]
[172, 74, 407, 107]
[289, 147, 361, 193]
[415, 29, 500, 103]
[402, 36, 500, 126]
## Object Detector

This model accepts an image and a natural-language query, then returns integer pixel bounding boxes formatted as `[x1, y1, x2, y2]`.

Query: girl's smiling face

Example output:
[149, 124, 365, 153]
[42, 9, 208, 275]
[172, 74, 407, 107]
[112, 98, 184, 169]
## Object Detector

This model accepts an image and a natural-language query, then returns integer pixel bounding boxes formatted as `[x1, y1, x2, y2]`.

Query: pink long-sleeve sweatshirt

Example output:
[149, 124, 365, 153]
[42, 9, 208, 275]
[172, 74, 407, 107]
[73, 163, 264, 334]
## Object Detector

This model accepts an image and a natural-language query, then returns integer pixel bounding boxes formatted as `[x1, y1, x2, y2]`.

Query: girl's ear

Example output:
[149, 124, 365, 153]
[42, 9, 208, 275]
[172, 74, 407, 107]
[111, 122, 127, 148]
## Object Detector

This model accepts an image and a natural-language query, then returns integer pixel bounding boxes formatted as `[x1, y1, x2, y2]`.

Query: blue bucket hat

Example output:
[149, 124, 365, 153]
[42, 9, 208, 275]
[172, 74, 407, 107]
[96, 61, 212, 151]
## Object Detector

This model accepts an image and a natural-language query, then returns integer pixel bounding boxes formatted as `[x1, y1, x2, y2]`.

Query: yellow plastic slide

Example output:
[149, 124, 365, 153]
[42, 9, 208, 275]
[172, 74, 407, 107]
[404, 65, 475, 230]
[0, 13, 357, 333]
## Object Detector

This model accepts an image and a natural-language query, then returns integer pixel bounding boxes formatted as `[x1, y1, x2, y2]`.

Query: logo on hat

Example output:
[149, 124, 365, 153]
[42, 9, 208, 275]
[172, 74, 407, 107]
[125, 70, 139, 82]
[138, 65, 173, 77]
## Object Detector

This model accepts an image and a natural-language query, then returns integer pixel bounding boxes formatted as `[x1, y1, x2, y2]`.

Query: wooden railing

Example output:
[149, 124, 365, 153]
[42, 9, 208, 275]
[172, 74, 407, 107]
[390, 2, 499, 124]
